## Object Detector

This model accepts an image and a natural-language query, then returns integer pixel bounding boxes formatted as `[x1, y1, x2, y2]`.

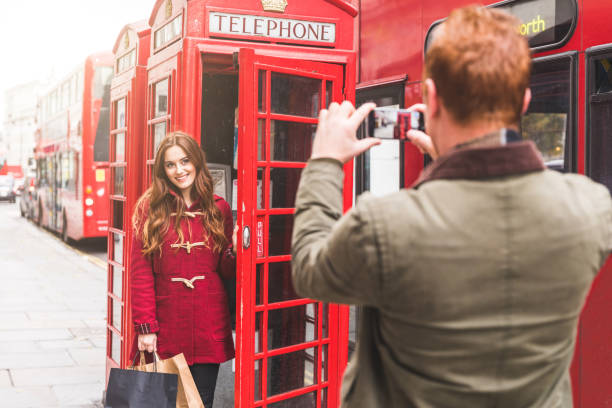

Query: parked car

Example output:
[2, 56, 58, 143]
[0, 175, 16, 203]
[19, 176, 37, 218]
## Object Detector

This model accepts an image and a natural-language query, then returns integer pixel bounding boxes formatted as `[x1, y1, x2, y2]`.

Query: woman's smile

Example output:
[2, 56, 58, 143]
[164, 145, 196, 198]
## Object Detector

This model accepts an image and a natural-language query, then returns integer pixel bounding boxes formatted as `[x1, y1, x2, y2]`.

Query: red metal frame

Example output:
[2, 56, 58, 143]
[105, 21, 151, 382]
[34, 52, 113, 241]
[238, 50, 347, 407]
[358, 1, 612, 406]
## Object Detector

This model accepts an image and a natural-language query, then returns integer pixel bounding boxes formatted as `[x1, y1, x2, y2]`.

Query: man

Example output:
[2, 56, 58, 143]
[291, 6, 612, 408]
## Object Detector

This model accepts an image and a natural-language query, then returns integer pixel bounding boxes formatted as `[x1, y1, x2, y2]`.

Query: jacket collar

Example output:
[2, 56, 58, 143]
[412, 140, 545, 189]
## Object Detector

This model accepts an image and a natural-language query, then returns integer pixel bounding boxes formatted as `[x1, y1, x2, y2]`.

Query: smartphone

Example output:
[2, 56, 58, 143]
[366, 107, 425, 139]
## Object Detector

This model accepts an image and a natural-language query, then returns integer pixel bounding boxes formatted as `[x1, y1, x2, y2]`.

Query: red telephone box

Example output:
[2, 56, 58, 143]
[106, 20, 151, 374]
[108, 0, 358, 406]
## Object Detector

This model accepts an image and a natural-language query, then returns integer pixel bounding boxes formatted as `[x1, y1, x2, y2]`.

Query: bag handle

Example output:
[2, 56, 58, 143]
[129, 351, 161, 372]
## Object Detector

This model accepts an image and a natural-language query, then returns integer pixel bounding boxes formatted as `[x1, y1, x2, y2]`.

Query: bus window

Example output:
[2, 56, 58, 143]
[93, 66, 112, 162]
[521, 54, 576, 172]
[587, 49, 612, 192]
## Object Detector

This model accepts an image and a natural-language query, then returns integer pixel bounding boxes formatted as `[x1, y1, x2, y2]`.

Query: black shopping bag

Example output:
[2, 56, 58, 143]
[105, 352, 178, 408]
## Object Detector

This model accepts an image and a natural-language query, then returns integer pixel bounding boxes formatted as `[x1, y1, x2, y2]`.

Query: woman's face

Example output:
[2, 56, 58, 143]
[163, 145, 196, 196]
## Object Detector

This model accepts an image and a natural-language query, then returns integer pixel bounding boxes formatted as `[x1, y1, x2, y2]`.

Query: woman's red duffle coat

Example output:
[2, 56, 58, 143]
[130, 194, 235, 365]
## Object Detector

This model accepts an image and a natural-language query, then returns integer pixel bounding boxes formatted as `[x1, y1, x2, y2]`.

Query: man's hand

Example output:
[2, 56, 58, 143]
[310, 101, 381, 163]
[138, 333, 157, 353]
[405, 103, 438, 160]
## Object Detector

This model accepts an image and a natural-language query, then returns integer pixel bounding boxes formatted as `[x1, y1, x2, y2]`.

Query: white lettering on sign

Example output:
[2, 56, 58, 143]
[209, 12, 336, 44]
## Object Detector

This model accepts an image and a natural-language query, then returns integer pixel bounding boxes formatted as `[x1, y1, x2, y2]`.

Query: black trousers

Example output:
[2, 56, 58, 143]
[189, 363, 220, 408]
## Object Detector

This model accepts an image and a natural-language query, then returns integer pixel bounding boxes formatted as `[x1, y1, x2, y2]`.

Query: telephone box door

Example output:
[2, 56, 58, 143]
[236, 48, 349, 408]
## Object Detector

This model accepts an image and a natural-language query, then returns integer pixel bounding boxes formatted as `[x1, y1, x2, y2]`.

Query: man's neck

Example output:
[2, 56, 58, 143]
[435, 119, 517, 157]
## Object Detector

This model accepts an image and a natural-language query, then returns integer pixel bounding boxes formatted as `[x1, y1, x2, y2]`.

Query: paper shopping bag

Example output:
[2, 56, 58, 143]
[105, 359, 178, 408]
[134, 352, 204, 408]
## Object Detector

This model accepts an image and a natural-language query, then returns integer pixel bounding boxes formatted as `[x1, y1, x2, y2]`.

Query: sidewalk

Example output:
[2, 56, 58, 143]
[0, 203, 106, 408]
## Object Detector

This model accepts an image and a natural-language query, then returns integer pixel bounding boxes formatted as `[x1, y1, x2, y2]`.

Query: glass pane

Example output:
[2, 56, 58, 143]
[113, 233, 124, 265]
[113, 167, 125, 196]
[112, 200, 123, 230]
[522, 58, 570, 169]
[115, 133, 125, 162]
[326, 81, 333, 108]
[270, 121, 317, 162]
[268, 391, 317, 408]
[348, 305, 357, 359]
[270, 167, 302, 208]
[255, 312, 263, 353]
[268, 304, 316, 351]
[154, 122, 167, 154]
[258, 119, 265, 161]
[268, 262, 300, 304]
[269, 214, 294, 256]
[589, 97, 612, 192]
[256, 263, 264, 305]
[322, 345, 328, 382]
[112, 264, 122, 298]
[595, 58, 612, 93]
[254, 359, 263, 401]
[116, 98, 126, 129]
[322, 303, 329, 339]
[321, 387, 328, 407]
[271, 72, 321, 117]
[111, 330, 121, 364]
[258, 71, 267, 113]
[154, 79, 169, 117]
[112, 298, 121, 331]
[257, 168, 265, 210]
[171, 15, 182, 38]
[268, 347, 317, 397]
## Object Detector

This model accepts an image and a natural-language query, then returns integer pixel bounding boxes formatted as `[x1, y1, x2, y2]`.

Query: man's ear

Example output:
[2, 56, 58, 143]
[424, 78, 439, 118]
[522, 88, 532, 114]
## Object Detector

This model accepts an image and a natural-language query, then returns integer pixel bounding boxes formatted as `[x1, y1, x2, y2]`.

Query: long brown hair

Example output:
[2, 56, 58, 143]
[133, 131, 227, 257]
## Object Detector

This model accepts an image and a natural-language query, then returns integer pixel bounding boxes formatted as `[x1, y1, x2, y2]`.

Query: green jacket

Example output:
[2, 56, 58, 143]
[291, 141, 612, 408]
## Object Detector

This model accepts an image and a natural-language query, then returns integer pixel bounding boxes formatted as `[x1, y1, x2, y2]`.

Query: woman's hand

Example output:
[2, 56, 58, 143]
[232, 224, 239, 255]
[138, 333, 157, 353]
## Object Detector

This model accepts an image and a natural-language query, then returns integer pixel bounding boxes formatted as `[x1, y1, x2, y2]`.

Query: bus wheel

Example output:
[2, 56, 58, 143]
[61, 213, 69, 243]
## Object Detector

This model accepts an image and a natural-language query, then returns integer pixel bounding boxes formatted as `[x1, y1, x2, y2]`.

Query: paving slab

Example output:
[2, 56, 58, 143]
[0, 329, 73, 342]
[11, 366, 104, 387]
[0, 319, 88, 330]
[0, 386, 58, 408]
[38, 339, 96, 350]
[52, 383, 104, 407]
[0, 350, 74, 369]
[69, 348, 106, 366]
[0, 341, 41, 353]
[0, 369, 12, 387]
[88, 336, 107, 348]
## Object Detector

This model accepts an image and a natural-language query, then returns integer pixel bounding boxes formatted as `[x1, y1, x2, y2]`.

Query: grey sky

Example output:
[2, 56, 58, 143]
[0, 0, 155, 126]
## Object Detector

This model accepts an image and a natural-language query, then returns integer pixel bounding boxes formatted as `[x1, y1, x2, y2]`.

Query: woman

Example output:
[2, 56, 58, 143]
[130, 132, 236, 407]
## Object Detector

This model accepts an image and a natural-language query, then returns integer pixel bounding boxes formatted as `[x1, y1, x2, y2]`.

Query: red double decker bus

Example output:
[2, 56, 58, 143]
[34, 52, 114, 241]
[358, 0, 612, 406]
